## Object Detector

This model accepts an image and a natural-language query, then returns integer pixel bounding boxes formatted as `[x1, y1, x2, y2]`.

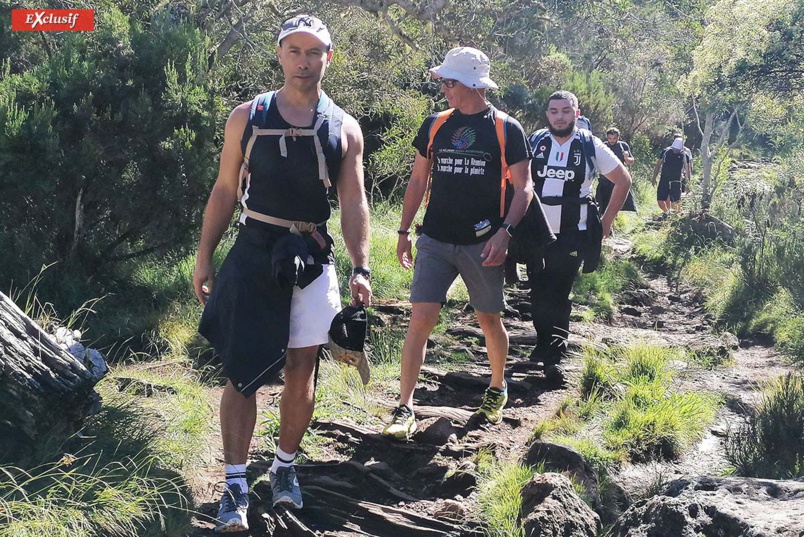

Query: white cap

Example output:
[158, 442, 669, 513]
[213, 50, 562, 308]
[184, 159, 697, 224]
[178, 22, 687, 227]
[671, 138, 684, 150]
[429, 47, 498, 90]
[277, 15, 332, 50]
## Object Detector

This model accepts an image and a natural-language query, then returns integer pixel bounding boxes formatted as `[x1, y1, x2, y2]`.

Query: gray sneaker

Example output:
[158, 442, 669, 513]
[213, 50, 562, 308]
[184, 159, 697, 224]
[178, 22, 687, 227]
[271, 466, 303, 509]
[215, 483, 249, 533]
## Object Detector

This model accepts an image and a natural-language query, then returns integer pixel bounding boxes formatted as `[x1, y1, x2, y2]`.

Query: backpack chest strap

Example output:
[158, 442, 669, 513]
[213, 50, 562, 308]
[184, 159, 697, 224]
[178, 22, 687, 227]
[238, 115, 331, 205]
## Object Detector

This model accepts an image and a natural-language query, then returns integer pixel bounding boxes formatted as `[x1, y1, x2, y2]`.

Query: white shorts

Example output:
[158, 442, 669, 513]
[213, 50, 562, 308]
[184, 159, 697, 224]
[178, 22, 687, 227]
[288, 264, 341, 348]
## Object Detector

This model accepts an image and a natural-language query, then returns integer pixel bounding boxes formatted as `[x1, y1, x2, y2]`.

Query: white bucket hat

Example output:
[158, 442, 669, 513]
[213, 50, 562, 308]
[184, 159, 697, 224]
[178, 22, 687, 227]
[429, 47, 498, 90]
[671, 138, 684, 150]
[277, 15, 332, 50]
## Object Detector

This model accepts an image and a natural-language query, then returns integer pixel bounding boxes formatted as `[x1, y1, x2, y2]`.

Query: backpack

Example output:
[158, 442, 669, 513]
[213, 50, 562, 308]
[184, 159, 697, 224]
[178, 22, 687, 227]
[237, 91, 343, 229]
[425, 108, 511, 218]
[529, 127, 598, 177]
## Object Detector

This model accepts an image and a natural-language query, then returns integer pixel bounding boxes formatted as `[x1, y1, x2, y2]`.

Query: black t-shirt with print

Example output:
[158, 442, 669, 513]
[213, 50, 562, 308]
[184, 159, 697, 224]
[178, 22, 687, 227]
[412, 107, 531, 245]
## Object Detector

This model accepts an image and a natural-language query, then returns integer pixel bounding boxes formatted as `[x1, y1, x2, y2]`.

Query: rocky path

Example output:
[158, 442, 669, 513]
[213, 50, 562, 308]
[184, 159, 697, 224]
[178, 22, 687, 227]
[188, 237, 796, 536]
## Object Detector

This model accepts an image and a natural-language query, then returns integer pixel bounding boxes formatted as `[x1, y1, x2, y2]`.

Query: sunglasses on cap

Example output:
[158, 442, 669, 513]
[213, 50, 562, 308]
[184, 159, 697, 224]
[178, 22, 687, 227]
[282, 16, 317, 30]
[438, 78, 459, 88]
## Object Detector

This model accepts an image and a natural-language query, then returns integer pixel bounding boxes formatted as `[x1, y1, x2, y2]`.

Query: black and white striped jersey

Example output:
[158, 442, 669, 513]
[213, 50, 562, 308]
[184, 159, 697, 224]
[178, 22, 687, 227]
[530, 130, 619, 233]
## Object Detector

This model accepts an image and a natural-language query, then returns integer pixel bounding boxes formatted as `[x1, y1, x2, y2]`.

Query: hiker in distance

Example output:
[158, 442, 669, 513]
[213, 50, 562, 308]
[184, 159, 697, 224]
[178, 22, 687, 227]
[192, 15, 371, 533]
[527, 91, 632, 378]
[596, 127, 637, 214]
[652, 136, 692, 214]
[382, 46, 534, 440]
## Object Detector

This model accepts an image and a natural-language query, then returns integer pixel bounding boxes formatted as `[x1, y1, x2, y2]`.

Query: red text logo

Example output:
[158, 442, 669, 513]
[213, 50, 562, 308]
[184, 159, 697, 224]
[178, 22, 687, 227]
[11, 9, 95, 32]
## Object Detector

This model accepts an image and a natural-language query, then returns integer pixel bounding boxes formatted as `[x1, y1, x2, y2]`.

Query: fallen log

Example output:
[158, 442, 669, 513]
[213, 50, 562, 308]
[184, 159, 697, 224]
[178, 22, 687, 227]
[420, 366, 532, 392]
[0, 291, 107, 451]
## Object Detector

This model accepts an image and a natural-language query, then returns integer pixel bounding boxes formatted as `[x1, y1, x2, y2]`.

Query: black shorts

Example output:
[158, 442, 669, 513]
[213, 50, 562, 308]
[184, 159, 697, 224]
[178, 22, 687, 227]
[657, 178, 682, 202]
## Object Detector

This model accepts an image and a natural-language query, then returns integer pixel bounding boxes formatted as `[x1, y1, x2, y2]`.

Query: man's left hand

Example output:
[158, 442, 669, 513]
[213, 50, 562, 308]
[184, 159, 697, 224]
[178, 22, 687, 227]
[349, 274, 372, 306]
[481, 229, 510, 267]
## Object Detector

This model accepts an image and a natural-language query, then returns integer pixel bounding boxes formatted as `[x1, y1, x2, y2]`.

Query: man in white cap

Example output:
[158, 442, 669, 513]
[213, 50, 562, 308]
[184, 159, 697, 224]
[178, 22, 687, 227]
[382, 47, 534, 440]
[193, 14, 371, 532]
[652, 136, 692, 213]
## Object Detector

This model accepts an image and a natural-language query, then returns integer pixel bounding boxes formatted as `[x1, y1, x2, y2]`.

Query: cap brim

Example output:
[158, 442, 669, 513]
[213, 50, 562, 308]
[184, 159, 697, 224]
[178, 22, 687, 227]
[328, 337, 371, 385]
[277, 28, 332, 49]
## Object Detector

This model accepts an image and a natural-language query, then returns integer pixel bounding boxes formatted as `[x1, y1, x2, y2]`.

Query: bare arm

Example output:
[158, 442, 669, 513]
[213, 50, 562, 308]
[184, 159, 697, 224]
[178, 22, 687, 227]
[623, 152, 635, 166]
[600, 163, 632, 238]
[336, 113, 372, 306]
[192, 103, 250, 305]
[481, 159, 533, 267]
[651, 159, 662, 186]
[397, 152, 431, 269]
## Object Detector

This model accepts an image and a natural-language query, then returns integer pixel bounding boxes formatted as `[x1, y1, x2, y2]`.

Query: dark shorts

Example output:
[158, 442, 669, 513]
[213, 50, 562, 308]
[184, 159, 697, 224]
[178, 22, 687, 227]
[657, 178, 682, 202]
[198, 229, 339, 397]
[410, 233, 504, 313]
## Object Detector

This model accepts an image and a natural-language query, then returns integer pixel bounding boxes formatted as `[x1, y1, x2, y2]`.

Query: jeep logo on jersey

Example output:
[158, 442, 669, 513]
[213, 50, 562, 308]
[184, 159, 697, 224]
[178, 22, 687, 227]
[536, 166, 576, 180]
[451, 127, 476, 150]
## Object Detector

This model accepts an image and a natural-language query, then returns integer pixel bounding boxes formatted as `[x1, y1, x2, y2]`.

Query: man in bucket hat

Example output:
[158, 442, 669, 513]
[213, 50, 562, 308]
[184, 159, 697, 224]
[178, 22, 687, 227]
[193, 14, 371, 532]
[382, 47, 534, 440]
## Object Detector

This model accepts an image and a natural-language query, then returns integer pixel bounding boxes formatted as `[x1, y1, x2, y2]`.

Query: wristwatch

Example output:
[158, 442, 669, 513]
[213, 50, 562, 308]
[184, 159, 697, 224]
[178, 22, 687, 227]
[502, 223, 515, 237]
[352, 266, 371, 280]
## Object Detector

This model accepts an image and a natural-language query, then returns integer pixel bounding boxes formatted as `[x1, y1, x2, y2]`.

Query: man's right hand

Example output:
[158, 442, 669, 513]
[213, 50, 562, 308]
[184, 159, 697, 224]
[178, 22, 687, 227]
[397, 233, 413, 269]
[193, 257, 215, 305]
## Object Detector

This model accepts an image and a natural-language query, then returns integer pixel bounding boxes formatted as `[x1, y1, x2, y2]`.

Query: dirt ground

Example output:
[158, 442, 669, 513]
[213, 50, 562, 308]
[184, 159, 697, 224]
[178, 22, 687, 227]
[186, 236, 797, 536]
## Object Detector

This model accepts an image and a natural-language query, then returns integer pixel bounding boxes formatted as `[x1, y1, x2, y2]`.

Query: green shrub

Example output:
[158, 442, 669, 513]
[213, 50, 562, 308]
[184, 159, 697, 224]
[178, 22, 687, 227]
[725, 373, 804, 479]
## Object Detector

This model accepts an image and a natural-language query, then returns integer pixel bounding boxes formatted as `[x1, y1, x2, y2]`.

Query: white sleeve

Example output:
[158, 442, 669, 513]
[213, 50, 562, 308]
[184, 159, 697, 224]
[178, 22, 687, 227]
[593, 136, 621, 176]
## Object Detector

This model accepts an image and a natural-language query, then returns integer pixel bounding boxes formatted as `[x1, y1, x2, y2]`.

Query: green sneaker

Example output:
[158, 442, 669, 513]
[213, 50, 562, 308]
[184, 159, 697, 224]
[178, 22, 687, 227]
[382, 404, 417, 440]
[476, 385, 508, 424]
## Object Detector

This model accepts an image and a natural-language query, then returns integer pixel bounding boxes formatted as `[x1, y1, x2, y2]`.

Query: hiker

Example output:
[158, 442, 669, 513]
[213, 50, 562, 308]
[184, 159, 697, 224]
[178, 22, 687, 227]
[652, 136, 691, 213]
[596, 127, 637, 214]
[192, 15, 371, 532]
[382, 47, 534, 440]
[576, 114, 593, 132]
[527, 91, 632, 373]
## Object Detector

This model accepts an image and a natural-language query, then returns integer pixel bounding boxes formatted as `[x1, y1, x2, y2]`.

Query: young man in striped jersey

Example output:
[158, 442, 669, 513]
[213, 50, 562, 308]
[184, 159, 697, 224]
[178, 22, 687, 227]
[527, 91, 632, 376]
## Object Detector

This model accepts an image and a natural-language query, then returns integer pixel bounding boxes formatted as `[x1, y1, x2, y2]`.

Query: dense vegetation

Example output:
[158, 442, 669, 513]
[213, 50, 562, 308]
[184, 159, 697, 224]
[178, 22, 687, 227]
[2, 0, 804, 535]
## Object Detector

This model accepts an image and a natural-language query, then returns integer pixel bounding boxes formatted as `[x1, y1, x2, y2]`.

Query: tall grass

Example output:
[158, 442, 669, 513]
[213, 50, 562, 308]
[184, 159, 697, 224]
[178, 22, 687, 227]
[726, 373, 804, 479]
[536, 343, 718, 467]
[475, 451, 535, 537]
[573, 256, 643, 322]
[0, 380, 198, 537]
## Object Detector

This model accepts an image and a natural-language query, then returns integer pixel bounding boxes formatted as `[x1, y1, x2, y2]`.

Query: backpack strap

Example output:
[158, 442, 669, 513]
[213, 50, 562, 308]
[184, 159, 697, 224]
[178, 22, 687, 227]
[424, 109, 455, 208]
[495, 109, 510, 218]
[528, 128, 551, 152]
[577, 129, 597, 177]
[238, 91, 332, 231]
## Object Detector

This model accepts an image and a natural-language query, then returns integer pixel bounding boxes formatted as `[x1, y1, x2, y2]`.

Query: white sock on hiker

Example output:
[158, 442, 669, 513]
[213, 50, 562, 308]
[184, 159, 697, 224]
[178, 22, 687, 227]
[270, 447, 296, 474]
[225, 463, 248, 492]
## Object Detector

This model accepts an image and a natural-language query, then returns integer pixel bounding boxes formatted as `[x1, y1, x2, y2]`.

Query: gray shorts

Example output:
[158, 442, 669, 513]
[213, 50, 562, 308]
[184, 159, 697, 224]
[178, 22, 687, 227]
[410, 233, 504, 313]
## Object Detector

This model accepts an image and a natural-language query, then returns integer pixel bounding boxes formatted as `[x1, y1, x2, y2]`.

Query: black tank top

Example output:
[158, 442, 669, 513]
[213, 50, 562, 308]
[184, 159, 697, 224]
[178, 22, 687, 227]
[239, 92, 344, 226]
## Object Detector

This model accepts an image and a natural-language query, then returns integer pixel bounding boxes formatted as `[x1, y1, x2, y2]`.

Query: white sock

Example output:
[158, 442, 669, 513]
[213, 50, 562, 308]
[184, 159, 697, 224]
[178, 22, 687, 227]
[270, 447, 297, 474]
[225, 463, 248, 492]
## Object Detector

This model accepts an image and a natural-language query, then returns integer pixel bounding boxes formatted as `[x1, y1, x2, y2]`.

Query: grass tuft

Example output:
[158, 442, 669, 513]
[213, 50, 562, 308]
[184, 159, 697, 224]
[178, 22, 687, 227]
[725, 373, 804, 479]
[475, 451, 535, 537]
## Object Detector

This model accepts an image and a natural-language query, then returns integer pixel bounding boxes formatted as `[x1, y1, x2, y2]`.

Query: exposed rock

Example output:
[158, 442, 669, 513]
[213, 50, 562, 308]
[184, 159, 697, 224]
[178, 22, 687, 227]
[523, 441, 600, 503]
[433, 499, 468, 521]
[621, 306, 642, 317]
[519, 473, 601, 537]
[608, 476, 804, 536]
[415, 417, 462, 446]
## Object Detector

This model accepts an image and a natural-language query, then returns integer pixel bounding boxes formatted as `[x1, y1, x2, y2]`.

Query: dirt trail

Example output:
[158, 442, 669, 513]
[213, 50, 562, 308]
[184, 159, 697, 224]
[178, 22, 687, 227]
[188, 236, 795, 536]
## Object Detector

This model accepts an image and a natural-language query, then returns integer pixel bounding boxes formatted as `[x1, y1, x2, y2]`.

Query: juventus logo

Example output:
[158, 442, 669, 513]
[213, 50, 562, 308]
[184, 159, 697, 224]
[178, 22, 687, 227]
[573, 153, 582, 166]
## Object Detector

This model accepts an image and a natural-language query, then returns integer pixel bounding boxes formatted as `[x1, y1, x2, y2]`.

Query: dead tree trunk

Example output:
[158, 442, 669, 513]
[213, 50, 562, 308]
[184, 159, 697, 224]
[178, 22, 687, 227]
[0, 291, 105, 450]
